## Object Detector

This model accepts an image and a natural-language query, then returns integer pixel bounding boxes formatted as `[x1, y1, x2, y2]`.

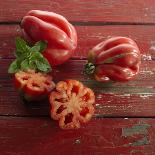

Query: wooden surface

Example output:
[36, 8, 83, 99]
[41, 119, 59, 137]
[0, 117, 155, 155]
[1, 0, 155, 23]
[1, 0, 155, 154]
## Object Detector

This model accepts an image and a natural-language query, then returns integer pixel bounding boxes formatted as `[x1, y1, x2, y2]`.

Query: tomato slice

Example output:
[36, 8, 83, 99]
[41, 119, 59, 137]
[49, 80, 95, 129]
[14, 70, 55, 101]
[14, 70, 34, 89]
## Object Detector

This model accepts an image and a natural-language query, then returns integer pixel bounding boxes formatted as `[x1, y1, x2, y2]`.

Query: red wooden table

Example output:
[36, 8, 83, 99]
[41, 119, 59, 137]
[1, 1, 155, 155]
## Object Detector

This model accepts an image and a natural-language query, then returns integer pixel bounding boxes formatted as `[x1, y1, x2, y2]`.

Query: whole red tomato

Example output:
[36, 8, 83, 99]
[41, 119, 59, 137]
[21, 10, 77, 66]
[49, 80, 95, 129]
[15, 70, 55, 101]
[85, 36, 141, 82]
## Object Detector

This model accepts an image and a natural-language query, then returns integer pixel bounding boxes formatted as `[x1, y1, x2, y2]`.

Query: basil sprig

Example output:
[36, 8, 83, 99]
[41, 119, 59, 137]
[8, 37, 51, 73]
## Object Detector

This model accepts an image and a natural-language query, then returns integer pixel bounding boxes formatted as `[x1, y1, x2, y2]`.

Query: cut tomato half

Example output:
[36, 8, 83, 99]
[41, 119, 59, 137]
[14, 70, 55, 101]
[49, 80, 95, 129]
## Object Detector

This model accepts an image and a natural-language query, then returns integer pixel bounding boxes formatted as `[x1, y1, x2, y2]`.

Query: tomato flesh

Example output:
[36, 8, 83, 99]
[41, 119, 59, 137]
[15, 70, 55, 101]
[49, 80, 95, 129]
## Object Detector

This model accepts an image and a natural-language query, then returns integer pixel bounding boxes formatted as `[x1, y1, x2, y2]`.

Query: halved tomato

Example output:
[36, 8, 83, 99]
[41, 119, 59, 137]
[15, 70, 55, 101]
[49, 80, 95, 129]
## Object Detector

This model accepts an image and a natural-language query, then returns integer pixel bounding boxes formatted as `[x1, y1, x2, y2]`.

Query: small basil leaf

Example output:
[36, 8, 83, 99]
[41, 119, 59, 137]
[15, 37, 30, 57]
[15, 49, 23, 57]
[20, 59, 30, 71]
[8, 59, 19, 73]
[15, 49, 30, 58]
[29, 60, 37, 70]
[30, 40, 47, 53]
[30, 51, 43, 60]
[30, 51, 51, 72]
[26, 45, 31, 51]
[35, 60, 51, 72]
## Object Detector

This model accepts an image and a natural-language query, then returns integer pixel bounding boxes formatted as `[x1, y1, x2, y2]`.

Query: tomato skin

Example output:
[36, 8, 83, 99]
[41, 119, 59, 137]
[42, 48, 73, 67]
[85, 36, 141, 82]
[21, 10, 77, 66]
[14, 70, 55, 101]
[49, 80, 95, 129]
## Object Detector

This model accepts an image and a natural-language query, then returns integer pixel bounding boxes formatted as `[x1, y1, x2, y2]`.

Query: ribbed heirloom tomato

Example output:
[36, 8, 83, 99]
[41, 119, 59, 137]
[15, 70, 55, 101]
[85, 36, 141, 82]
[21, 10, 77, 66]
[49, 80, 95, 129]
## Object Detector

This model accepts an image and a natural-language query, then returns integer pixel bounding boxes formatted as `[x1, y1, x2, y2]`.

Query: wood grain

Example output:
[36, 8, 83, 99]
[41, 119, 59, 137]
[1, 25, 155, 59]
[0, 117, 155, 155]
[1, 59, 155, 117]
[1, 0, 155, 23]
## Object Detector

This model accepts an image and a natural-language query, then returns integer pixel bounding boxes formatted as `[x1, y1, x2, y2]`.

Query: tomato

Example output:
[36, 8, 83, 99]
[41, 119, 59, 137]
[21, 10, 77, 66]
[15, 70, 55, 101]
[49, 80, 95, 129]
[85, 36, 141, 82]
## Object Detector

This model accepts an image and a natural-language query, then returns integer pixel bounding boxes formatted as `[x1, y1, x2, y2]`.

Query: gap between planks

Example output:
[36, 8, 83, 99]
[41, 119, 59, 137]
[1, 0, 155, 24]
[1, 114, 155, 119]
[1, 21, 155, 26]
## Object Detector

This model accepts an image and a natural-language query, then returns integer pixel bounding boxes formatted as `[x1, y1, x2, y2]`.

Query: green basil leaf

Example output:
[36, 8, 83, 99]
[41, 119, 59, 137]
[8, 59, 19, 73]
[30, 40, 47, 53]
[30, 51, 51, 72]
[20, 59, 30, 71]
[30, 51, 43, 60]
[15, 37, 30, 57]
[9, 38, 50, 74]
[15, 49, 29, 58]
[35, 59, 51, 72]
[29, 60, 37, 70]
[15, 49, 23, 57]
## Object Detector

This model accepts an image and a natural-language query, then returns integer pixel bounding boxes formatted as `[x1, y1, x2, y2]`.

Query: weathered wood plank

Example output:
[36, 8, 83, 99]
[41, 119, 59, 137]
[0, 59, 155, 116]
[0, 117, 155, 155]
[1, 59, 155, 87]
[1, 0, 155, 23]
[0, 25, 155, 59]
[1, 89, 155, 117]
